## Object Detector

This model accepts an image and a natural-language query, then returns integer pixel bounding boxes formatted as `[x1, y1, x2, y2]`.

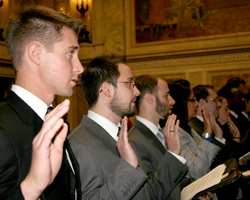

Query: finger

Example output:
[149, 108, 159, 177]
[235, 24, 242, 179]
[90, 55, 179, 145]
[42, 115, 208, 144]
[174, 119, 180, 133]
[53, 123, 68, 150]
[118, 117, 128, 142]
[169, 114, 177, 132]
[39, 118, 65, 150]
[36, 100, 70, 145]
[121, 117, 128, 141]
[209, 112, 215, 126]
[44, 100, 70, 129]
[165, 114, 173, 130]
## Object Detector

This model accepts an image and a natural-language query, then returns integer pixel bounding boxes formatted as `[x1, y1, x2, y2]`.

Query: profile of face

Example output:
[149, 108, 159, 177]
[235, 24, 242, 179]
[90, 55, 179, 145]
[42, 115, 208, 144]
[187, 90, 199, 120]
[110, 63, 140, 118]
[155, 79, 175, 119]
[204, 88, 221, 118]
[41, 27, 84, 98]
[230, 89, 246, 113]
[218, 97, 230, 125]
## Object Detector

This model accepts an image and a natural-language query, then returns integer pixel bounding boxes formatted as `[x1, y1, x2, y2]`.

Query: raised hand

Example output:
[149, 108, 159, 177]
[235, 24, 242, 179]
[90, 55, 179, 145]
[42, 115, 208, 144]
[163, 114, 180, 155]
[201, 104, 212, 134]
[228, 117, 240, 142]
[20, 99, 70, 200]
[116, 116, 138, 168]
[209, 112, 223, 140]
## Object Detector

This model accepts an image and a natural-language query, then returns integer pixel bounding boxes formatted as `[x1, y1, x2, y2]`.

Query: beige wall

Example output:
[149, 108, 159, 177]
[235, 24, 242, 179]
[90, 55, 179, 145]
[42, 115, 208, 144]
[0, 0, 250, 130]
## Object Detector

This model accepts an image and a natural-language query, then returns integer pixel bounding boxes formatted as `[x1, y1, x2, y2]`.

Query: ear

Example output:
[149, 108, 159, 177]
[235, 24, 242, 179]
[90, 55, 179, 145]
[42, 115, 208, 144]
[100, 82, 113, 98]
[144, 93, 154, 105]
[28, 43, 42, 65]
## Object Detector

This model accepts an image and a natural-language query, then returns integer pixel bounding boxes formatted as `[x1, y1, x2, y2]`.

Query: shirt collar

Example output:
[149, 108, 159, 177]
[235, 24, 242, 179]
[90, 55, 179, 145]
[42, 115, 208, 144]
[241, 111, 249, 119]
[11, 85, 49, 120]
[196, 115, 204, 122]
[231, 110, 238, 119]
[136, 115, 160, 136]
[87, 110, 121, 141]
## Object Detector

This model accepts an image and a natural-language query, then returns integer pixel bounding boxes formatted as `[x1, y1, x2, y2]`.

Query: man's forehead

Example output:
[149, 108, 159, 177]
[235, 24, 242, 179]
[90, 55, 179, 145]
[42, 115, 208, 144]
[117, 63, 133, 81]
[158, 79, 169, 92]
[207, 88, 217, 97]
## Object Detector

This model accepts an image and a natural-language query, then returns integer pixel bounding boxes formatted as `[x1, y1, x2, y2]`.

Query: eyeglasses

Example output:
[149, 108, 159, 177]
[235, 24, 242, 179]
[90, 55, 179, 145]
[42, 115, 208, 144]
[209, 97, 219, 103]
[117, 81, 135, 89]
[187, 97, 196, 102]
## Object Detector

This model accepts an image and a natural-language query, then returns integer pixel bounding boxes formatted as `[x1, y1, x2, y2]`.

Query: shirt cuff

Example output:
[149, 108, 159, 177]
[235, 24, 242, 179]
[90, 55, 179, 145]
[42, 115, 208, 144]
[167, 150, 186, 164]
[214, 137, 226, 145]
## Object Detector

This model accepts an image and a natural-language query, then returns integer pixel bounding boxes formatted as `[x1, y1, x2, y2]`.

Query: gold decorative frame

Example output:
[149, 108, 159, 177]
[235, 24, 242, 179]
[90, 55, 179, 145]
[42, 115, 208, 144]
[125, 0, 250, 59]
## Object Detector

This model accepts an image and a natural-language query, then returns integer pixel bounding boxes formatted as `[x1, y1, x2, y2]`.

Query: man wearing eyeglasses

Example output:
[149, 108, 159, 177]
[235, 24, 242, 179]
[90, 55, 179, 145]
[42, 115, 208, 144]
[68, 55, 189, 199]
[189, 85, 243, 166]
[189, 85, 222, 140]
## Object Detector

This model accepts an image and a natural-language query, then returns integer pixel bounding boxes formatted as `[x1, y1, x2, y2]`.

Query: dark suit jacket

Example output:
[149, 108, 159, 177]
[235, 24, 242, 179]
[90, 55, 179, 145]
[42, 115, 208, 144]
[128, 119, 190, 200]
[237, 113, 250, 140]
[68, 115, 148, 200]
[0, 91, 81, 200]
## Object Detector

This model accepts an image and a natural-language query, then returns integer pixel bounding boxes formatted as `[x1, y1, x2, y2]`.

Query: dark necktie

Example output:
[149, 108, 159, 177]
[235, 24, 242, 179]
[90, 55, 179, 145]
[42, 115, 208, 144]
[117, 127, 121, 137]
[46, 106, 54, 115]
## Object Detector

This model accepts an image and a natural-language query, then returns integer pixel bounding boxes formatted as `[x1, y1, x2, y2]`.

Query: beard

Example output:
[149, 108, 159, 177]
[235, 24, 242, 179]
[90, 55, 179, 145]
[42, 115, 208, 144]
[110, 93, 136, 118]
[155, 95, 170, 119]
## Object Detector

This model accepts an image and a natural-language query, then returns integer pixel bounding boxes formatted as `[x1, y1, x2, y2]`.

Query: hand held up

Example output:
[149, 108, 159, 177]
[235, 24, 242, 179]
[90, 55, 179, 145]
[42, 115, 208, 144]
[20, 99, 70, 200]
[116, 116, 138, 168]
[163, 114, 180, 155]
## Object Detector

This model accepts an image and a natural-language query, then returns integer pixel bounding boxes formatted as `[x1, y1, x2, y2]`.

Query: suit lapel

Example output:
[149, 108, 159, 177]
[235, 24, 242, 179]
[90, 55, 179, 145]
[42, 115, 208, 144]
[5, 91, 43, 135]
[133, 119, 166, 154]
[81, 115, 120, 157]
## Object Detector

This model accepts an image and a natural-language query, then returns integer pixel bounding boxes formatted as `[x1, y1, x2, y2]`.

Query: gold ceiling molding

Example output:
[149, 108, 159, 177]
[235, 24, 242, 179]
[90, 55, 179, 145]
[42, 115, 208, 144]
[128, 50, 250, 70]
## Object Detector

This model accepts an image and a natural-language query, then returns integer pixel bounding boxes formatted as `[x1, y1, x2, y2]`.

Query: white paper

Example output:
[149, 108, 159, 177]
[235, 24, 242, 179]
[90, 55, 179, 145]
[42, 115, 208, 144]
[181, 164, 226, 200]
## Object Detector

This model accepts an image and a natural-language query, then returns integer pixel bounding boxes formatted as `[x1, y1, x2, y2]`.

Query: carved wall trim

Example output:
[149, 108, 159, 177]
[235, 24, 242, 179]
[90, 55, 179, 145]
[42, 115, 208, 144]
[129, 51, 250, 70]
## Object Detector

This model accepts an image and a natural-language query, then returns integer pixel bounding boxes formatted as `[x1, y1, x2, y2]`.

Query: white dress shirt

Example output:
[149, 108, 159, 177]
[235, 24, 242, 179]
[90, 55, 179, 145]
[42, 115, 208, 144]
[12, 85, 49, 120]
[87, 110, 121, 141]
[136, 116, 186, 164]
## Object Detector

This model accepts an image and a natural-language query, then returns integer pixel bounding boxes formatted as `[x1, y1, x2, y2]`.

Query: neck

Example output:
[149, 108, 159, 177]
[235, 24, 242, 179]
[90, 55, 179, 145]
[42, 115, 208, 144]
[90, 106, 121, 125]
[138, 107, 160, 126]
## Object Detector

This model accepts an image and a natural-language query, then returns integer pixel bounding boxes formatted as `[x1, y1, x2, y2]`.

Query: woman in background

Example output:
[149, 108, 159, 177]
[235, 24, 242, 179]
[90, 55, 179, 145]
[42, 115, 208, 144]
[166, 79, 220, 180]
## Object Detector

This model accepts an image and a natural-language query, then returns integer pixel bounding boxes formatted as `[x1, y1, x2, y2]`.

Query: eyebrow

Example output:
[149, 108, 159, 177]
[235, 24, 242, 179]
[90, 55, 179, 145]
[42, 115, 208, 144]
[125, 77, 133, 81]
[67, 46, 79, 51]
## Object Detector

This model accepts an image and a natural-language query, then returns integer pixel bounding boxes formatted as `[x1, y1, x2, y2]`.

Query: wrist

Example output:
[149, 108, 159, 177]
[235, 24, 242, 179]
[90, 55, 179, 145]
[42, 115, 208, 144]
[202, 132, 212, 138]
[21, 176, 43, 200]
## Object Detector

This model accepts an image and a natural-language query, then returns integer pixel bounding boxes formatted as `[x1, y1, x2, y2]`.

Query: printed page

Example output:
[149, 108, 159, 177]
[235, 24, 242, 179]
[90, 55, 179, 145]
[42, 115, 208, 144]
[181, 164, 226, 200]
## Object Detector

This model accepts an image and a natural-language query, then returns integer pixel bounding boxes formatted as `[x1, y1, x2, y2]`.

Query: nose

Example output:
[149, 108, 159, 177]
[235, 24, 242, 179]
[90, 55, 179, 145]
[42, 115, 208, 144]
[169, 95, 175, 105]
[74, 58, 84, 75]
[133, 85, 140, 97]
[217, 100, 222, 107]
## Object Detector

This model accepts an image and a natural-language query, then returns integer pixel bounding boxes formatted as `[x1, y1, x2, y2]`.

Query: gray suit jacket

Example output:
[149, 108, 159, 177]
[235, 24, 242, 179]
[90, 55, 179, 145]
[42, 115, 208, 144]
[68, 115, 148, 200]
[178, 127, 220, 180]
[128, 119, 190, 200]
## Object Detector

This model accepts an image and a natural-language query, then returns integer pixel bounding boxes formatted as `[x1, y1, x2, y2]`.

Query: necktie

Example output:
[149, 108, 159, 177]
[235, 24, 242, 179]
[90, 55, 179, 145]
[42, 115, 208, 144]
[117, 127, 121, 137]
[46, 106, 54, 115]
[157, 128, 166, 149]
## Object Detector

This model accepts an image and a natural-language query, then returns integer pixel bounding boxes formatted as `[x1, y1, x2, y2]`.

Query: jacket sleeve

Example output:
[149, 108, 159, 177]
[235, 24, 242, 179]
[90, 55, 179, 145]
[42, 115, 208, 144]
[179, 128, 220, 179]
[0, 127, 25, 200]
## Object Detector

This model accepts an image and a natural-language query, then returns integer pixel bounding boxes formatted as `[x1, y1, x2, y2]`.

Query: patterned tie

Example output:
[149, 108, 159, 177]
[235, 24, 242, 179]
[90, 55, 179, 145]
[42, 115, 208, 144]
[157, 128, 166, 149]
